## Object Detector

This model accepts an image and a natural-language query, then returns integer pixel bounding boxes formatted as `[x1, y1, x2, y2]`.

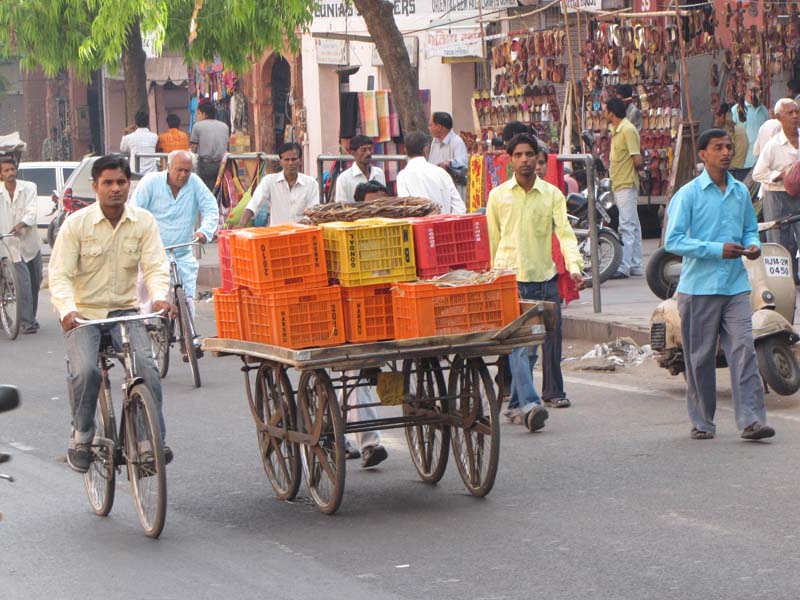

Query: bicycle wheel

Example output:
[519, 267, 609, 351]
[175, 286, 201, 388]
[296, 369, 345, 515]
[447, 356, 500, 497]
[150, 317, 171, 379]
[402, 358, 450, 483]
[83, 382, 116, 516]
[254, 365, 301, 501]
[0, 257, 21, 340]
[124, 383, 167, 538]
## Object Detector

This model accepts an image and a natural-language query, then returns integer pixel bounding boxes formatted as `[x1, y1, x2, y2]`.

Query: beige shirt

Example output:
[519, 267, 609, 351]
[49, 202, 170, 320]
[752, 128, 800, 192]
[0, 180, 40, 263]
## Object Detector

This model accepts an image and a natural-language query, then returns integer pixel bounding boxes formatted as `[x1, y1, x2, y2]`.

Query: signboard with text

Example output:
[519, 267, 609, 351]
[315, 38, 349, 65]
[372, 37, 419, 67]
[562, 0, 603, 13]
[424, 28, 483, 59]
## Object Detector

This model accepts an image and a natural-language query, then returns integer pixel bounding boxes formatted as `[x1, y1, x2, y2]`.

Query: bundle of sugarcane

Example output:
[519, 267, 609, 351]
[302, 197, 440, 224]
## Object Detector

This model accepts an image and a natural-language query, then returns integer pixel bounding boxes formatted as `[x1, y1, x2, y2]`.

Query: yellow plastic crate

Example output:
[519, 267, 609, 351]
[321, 218, 417, 286]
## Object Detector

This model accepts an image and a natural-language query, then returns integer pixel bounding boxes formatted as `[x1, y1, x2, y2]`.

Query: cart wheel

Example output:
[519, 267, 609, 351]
[447, 355, 500, 497]
[296, 369, 345, 515]
[254, 365, 301, 501]
[402, 358, 450, 483]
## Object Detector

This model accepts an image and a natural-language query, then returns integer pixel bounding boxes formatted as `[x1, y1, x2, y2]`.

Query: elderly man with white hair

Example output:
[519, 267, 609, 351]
[132, 149, 219, 325]
[753, 99, 800, 254]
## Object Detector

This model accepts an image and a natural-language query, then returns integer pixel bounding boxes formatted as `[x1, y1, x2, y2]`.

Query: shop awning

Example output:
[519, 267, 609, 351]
[145, 56, 190, 85]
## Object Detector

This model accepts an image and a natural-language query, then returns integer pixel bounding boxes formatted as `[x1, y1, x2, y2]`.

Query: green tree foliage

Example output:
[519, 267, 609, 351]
[0, 0, 314, 79]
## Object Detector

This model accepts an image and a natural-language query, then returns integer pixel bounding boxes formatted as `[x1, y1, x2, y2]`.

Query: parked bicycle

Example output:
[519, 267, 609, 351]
[78, 312, 168, 539]
[149, 241, 202, 387]
[0, 233, 20, 340]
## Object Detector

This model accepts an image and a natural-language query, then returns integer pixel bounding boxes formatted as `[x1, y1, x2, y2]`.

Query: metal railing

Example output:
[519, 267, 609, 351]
[556, 153, 601, 313]
[132, 152, 169, 173]
[316, 154, 409, 201]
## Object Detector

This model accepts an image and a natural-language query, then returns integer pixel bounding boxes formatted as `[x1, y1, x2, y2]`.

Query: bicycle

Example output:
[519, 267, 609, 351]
[78, 312, 168, 538]
[149, 241, 202, 387]
[0, 233, 21, 340]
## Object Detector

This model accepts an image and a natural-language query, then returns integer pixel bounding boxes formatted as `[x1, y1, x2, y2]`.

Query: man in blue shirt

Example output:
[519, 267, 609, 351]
[132, 150, 219, 328]
[665, 128, 775, 441]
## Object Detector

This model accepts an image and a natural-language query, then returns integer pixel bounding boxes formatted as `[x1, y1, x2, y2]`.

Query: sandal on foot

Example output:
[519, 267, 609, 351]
[344, 439, 361, 460]
[525, 405, 549, 432]
[690, 428, 715, 440]
[741, 422, 775, 440]
[544, 397, 571, 408]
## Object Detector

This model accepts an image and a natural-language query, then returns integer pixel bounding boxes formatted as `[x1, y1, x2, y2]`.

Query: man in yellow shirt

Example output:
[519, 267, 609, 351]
[606, 97, 644, 279]
[49, 155, 176, 473]
[487, 133, 583, 432]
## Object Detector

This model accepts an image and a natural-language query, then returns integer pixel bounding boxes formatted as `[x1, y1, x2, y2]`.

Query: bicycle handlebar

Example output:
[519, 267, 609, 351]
[164, 240, 201, 251]
[74, 311, 166, 329]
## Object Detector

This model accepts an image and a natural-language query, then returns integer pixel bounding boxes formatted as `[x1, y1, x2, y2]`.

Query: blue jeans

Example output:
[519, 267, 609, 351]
[508, 278, 565, 410]
[64, 309, 165, 444]
[14, 251, 42, 331]
[614, 186, 642, 276]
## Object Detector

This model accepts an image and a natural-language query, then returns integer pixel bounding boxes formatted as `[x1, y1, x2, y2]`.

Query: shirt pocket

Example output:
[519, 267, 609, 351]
[79, 239, 104, 272]
[120, 238, 141, 270]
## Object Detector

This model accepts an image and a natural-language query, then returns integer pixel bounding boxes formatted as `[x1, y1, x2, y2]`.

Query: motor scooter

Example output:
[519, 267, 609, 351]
[650, 214, 800, 396]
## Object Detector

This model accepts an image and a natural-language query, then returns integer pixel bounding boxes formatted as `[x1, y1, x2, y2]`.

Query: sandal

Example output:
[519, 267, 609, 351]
[690, 428, 715, 440]
[344, 438, 361, 459]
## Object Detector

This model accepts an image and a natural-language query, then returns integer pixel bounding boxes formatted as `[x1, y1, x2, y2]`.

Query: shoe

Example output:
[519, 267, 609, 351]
[690, 428, 715, 440]
[504, 407, 525, 425]
[610, 271, 630, 280]
[741, 422, 775, 440]
[21, 327, 38, 335]
[192, 336, 204, 359]
[629, 269, 644, 277]
[67, 442, 91, 473]
[163, 445, 174, 464]
[344, 439, 361, 460]
[361, 444, 388, 468]
[544, 397, 571, 408]
[525, 405, 549, 432]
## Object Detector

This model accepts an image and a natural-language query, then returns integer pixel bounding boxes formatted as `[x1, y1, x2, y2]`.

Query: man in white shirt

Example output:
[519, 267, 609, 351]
[753, 119, 783, 159]
[120, 111, 159, 174]
[334, 135, 385, 202]
[753, 99, 800, 254]
[428, 112, 468, 201]
[0, 157, 42, 334]
[396, 132, 466, 214]
[237, 142, 318, 227]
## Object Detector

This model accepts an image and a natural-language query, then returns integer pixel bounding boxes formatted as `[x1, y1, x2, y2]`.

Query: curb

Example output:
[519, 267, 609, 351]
[562, 315, 650, 346]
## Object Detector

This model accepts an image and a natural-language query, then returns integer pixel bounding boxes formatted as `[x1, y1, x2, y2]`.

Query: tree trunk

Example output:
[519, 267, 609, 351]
[353, 0, 428, 135]
[121, 19, 149, 128]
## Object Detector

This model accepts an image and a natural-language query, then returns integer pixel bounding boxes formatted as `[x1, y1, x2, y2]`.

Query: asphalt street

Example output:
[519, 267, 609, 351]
[2, 291, 800, 599]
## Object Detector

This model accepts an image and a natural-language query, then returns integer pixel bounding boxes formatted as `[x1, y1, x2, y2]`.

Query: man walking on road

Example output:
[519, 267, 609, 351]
[487, 133, 583, 432]
[191, 103, 230, 192]
[665, 128, 775, 441]
[237, 142, 318, 227]
[132, 150, 219, 326]
[752, 99, 800, 256]
[396, 132, 465, 214]
[606, 97, 644, 279]
[0, 157, 42, 334]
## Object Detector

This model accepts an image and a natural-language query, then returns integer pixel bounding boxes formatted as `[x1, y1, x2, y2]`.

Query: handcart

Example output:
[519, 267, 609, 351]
[204, 300, 555, 515]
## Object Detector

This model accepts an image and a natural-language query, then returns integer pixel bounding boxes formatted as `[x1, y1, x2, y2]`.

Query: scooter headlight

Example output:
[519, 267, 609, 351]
[599, 177, 612, 190]
[599, 190, 614, 210]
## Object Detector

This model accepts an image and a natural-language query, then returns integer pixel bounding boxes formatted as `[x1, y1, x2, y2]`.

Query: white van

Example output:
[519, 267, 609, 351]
[16, 161, 79, 242]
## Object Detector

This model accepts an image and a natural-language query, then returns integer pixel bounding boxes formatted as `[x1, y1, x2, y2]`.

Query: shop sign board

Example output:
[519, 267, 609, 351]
[316, 38, 350, 65]
[311, 0, 519, 31]
[562, 0, 603, 13]
[372, 37, 419, 67]
[424, 28, 483, 59]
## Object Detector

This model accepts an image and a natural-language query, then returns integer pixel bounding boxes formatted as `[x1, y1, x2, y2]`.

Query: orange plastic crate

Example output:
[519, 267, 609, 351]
[341, 284, 395, 343]
[241, 286, 345, 349]
[391, 273, 519, 339]
[217, 230, 234, 292]
[230, 224, 328, 293]
[213, 287, 245, 339]
[408, 214, 491, 278]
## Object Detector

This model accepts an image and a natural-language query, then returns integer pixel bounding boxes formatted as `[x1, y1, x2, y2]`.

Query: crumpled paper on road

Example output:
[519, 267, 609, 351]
[563, 337, 653, 371]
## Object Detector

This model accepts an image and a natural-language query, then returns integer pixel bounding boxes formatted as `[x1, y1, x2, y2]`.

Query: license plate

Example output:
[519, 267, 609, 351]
[763, 256, 792, 278]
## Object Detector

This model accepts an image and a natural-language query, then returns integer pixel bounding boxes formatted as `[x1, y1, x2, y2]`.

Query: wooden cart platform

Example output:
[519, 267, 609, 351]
[204, 300, 554, 514]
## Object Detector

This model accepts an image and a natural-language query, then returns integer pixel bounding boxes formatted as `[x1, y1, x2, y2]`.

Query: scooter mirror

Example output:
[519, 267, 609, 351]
[0, 386, 20, 414]
[581, 130, 595, 149]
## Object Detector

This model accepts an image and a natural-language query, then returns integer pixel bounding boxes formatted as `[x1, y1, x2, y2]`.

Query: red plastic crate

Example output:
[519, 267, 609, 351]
[241, 286, 345, 349]
[341, 284, 395, 343]
[391, 273, 519, 339]
[217, 230, 234, 292]
[230, 224, 328, 293]
[213, 287, 245, 339]
[408, 214, 491, 278]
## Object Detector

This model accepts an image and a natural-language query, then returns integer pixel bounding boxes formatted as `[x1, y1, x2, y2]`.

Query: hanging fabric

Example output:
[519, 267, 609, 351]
[358, 91, 379, 138]
[387, 92, 400, 138]
[376, 91, 391, 142]
[468, 154, 484, 212]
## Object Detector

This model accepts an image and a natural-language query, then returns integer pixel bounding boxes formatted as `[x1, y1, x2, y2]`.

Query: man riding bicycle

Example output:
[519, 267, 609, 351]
[49, 155, 177, 473]
[131, 149, 218, 340]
